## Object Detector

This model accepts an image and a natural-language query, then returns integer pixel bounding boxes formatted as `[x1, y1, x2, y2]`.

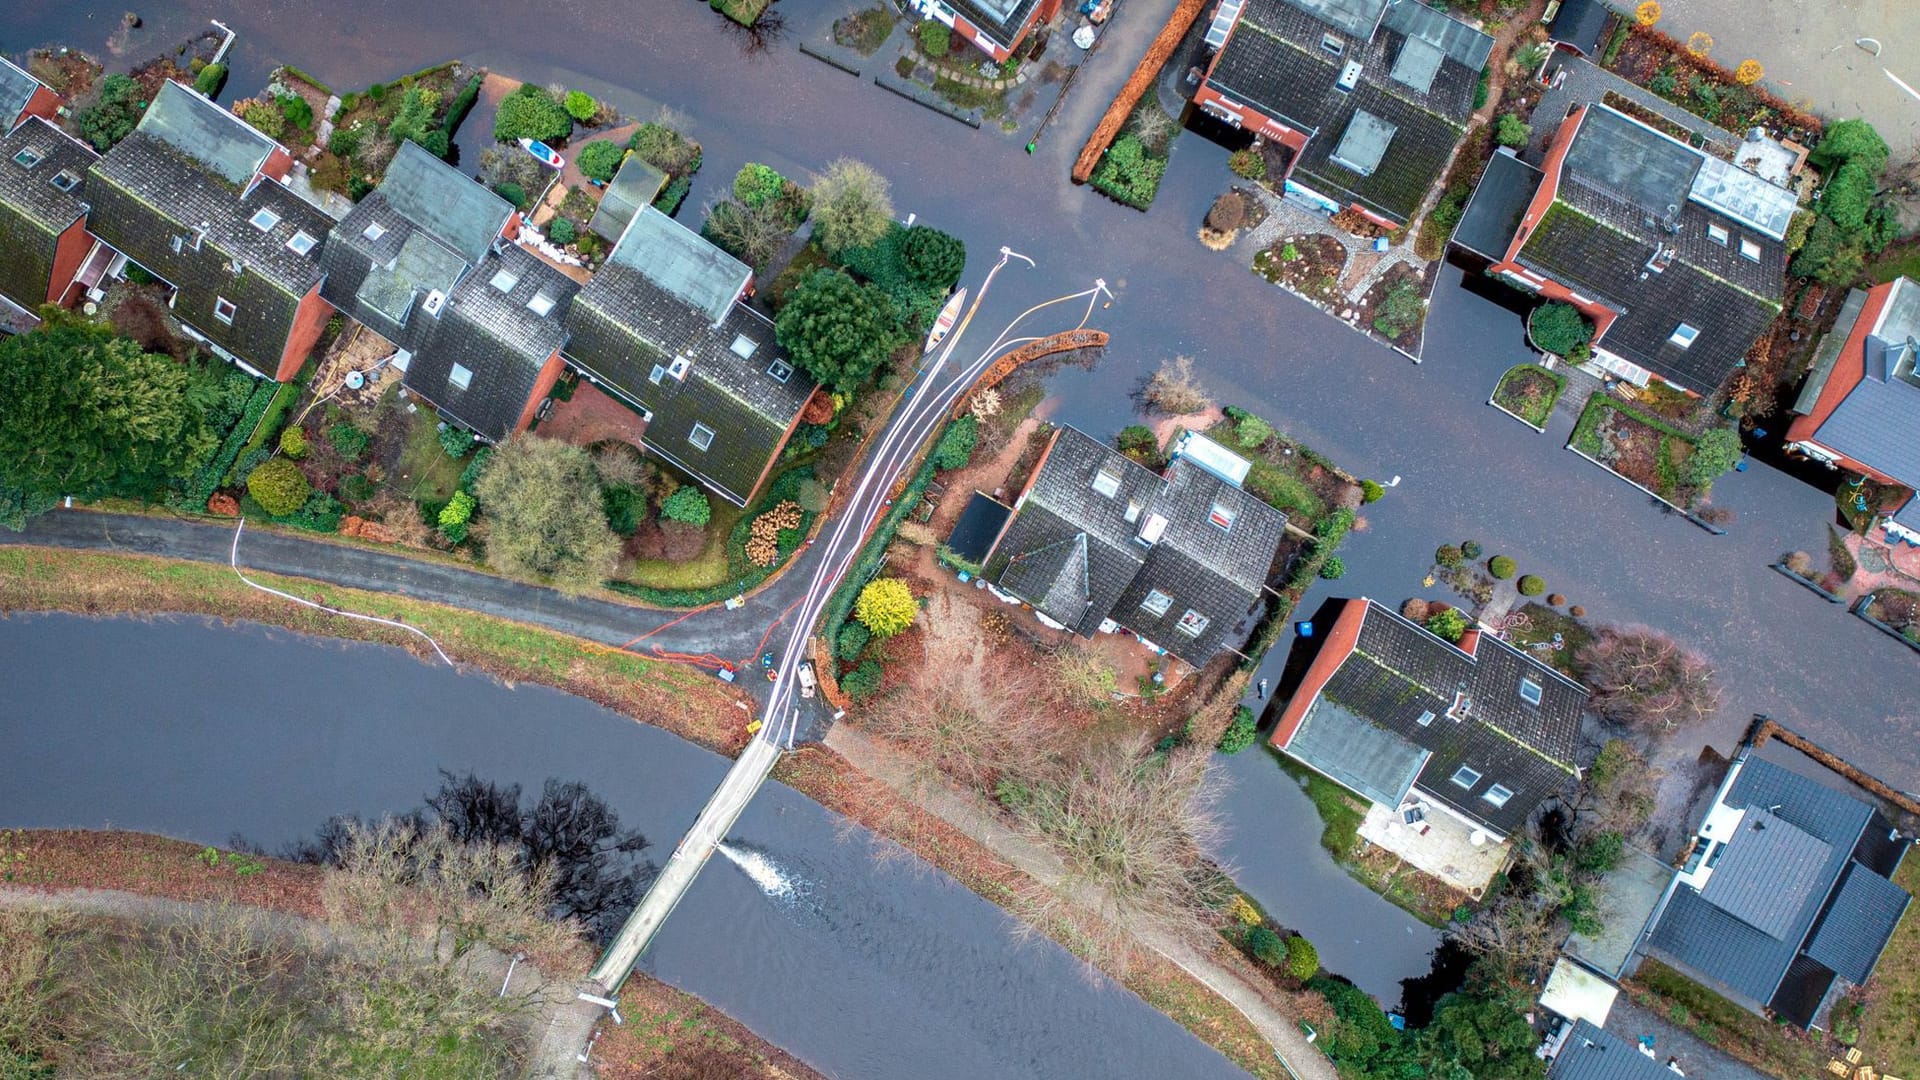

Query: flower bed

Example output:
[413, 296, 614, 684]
[1252, 235, 1346, 306]
[1604, 24, 1820, 140]
[1864, 588, 1920, 644]
[1360, 264, 1427, 350]
[1492, 363, 1567, 430]
[1569, 395, 1704, 508]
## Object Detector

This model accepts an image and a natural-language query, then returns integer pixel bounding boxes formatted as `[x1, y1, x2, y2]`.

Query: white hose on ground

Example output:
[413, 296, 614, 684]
[227, 518, 455, 666]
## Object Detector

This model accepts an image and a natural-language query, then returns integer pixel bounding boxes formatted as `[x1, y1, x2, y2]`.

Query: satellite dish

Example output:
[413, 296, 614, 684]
[82, 301, 98, 316]
[344, 371, 366, 390]
[1469, 829, 1489, 847]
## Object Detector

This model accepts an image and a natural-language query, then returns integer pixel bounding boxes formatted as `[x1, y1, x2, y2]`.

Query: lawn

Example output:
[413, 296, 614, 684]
[394, 409, 467, 504]
[1856, 853, 1920, 1075]
[1492, 363, 1566, 429]
[1866, 239, 1920, 285]
[1501, 602, 1591, 679]
[620, 497, 746, 591]
[1569, 395, 1704, 509]
[1270, 747, 1363, 860]
[1206, 414, 1341, 528]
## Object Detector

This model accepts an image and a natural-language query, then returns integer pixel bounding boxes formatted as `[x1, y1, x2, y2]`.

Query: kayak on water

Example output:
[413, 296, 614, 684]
[924, 287, 967, 353]
[518, 138, 565, 170]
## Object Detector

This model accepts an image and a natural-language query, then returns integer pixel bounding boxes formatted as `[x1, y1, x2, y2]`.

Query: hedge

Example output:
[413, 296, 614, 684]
[228, 381, 301, 481]
[172, 378, 280, 510]
[817, 420, 957, 647]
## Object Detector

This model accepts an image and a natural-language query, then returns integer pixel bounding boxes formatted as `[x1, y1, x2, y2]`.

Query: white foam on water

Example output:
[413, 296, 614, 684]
[717, 842, 795, 899]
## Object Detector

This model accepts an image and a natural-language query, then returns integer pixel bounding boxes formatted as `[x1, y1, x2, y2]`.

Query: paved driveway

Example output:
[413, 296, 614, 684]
[1651, 0, 1920, 157]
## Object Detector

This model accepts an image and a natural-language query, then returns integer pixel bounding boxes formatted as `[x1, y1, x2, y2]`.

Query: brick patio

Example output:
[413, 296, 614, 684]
[538, 381, 647, 450]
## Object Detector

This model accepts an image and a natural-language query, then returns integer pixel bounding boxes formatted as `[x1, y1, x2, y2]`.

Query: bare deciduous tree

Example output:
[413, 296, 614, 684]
[809, 158, 894, 254]
[1577, 627, 1721, 733]
[592, 442, 647, 489]
[860, 654, 1060, 795]
[702, 198, 795, 270]
[1144, 355, 1214, 416]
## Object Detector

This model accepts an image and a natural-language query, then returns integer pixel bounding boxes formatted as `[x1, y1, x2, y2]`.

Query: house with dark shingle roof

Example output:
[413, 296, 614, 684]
[913, 0, 1063, 63]
[84, 80, 334, 380]
[320, 141, 576, 441]
[0, 55, 62, 130]
[1193, 0, 1491, 228]
[979, 427, 1289, 669]
[1640, 752, 1911, 1028]
[1467, 102, 1790, 395]
[562, 204, 815, 507]
[1269, 597, 1584, 839]
[0, 115, 97, 329]
[1547, 1020, 1673, 1080]
[1785, 276, 1920, 545]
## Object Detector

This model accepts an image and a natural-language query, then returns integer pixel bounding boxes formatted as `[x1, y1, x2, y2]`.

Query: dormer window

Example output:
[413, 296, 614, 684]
[1739, 238, 1761, 261]
[50, 169, 80, 193]
[1091, 460, 1124, 498]
[689, 422, 715, 451]
[1669, 323, 1699, 349]
[249, 208, 281, 233]
[1519, 676, 1543, 705]
[649, 364, 667, 385]
[171, 235, 185, 254]
[767, 359, 793, 382]
[1140, 589, 1173, 617]
[1416, 709, 1435, 727]
[286, 231, 317, 255]
[1450, 765, 1482, 789]
[363, 221, 387, 242]
[490, 267, 520, 293]
[1175, 609, 1209, 637]
[1209, 497, 1237, 531]
[12, 146, 42, 169]
[730, 333, 758, 359]
[1483, 784, 1514, 808]
[213, 296, 237, 325]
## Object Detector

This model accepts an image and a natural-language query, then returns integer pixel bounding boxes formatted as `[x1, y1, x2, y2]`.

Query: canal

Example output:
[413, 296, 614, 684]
[0, 613, 1249, 1080]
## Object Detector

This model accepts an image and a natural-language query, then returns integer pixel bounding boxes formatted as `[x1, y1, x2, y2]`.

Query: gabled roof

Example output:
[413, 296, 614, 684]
[589, 154, 666, 242]
[1806, 861, 1912, 983]
[379, 141, 514, 265]
[1804, 277, 1920, 488]
[1549, 1021, 1674, 1080]
[1515, 104, 1788, 393]
[987, 428, 1290, 667]
[138, 80, 275, 186]
[0, 116, 95, 311]
[1647, 755, 1906, 1018]
[1203, 0, 1487, 225]
[1282, 599, 1583, 835]
[400, 243, 578, 440]
[609, 206, 749, 326]
[0, 55, 45, 127]
[1548, 0, 1613, 56]
[563, 259, 812, 506]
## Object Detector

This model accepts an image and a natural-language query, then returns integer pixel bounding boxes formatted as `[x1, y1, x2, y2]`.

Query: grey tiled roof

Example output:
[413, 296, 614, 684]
[1516, 105, 1787, 393]
[988, 428, 1291, 667]
[1648, 755, 1892, 1012]
[1810, 277, 1920, 488]
[87, 117, 328, 373]
[0, 56, 40, 127]
[0, 117, 95, 312]
[564, 261, 812, 506]
[608, 206, 749, 326]
[139, 81, 274, 186]
[1549, 0, 1613, 55]
[1549, 1021, 1674, 1080]
[1806, 861, 1912, 983]
[379, 141, 514, 265]
[1301, 600, 1583, 835]
[987, 427, 1160, 636]
[1205, 0, 1485, 224]
[1453, 149, 1541, 260]
[401, 244, 578, 441]
[1516, 192, 1780, 393]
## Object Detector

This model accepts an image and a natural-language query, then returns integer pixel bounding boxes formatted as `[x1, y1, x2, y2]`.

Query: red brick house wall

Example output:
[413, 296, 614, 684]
[275, 282, 335, 382]
[1784, 280, 1896, 480]
[1269, 598, 1368, 748]
[513, 350, 568, 434]
[46, 218, 92, 306]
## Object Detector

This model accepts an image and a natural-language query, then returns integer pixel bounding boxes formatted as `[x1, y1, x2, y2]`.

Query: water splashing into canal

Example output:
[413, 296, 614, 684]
[717, 842, 796, 899]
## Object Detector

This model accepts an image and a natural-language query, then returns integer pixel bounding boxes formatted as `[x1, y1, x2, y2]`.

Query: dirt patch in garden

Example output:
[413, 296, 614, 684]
[1355, 262, 1427, 350]
[593, 974, 832, 1080]
[1253, 234, 1347, 306]
[929, 414, 1043, 535]
[540, 381, 649, 451]
[28, 49, 102, 99]
[1605, 24, 1820, 142]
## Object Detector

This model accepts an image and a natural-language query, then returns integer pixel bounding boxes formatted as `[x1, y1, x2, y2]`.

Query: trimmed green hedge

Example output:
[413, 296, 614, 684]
[171, 377, 280, 510]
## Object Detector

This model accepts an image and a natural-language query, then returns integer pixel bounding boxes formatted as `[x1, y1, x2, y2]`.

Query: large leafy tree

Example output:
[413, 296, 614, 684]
[775, 268, 900, 392]
[1415, 990, 1544, 1080]
[0, 325, 211, 529]
[809, 157, 894, 253]
[471, 436, 620, 589]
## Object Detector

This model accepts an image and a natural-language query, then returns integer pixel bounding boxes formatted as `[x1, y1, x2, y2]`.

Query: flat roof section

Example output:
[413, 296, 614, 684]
[947, 492, 1013, 566]
[1452, 149, 1543, 260]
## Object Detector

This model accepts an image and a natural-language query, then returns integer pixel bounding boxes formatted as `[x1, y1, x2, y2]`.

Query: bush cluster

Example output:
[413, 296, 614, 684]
[1488, 555, 1517, 579]
[855, 577, 917, 638]
[1217, 706, 1258, 754]
[1530, 302, 1594, 358]
[493, 84, 572, 144]
[1090, 134, 1168, 211]
[247, 458, 311, 516]
[659, 485, 712, 527]
[328, 422, 370, 461]
[1517, 574, 1545, 596]
[1227, 147, 1265, 180]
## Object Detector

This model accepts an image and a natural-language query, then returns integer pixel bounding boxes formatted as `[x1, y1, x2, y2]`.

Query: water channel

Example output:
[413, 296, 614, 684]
[0, 613, 1254, 1080]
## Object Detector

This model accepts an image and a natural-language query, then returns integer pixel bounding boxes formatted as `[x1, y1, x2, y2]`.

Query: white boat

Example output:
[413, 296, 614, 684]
[517, 138, 565, 170]
[924, 288, 967, 353]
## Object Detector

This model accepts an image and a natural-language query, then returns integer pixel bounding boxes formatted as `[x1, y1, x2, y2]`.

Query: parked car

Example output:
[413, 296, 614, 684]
[797, 661, 817, 699]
